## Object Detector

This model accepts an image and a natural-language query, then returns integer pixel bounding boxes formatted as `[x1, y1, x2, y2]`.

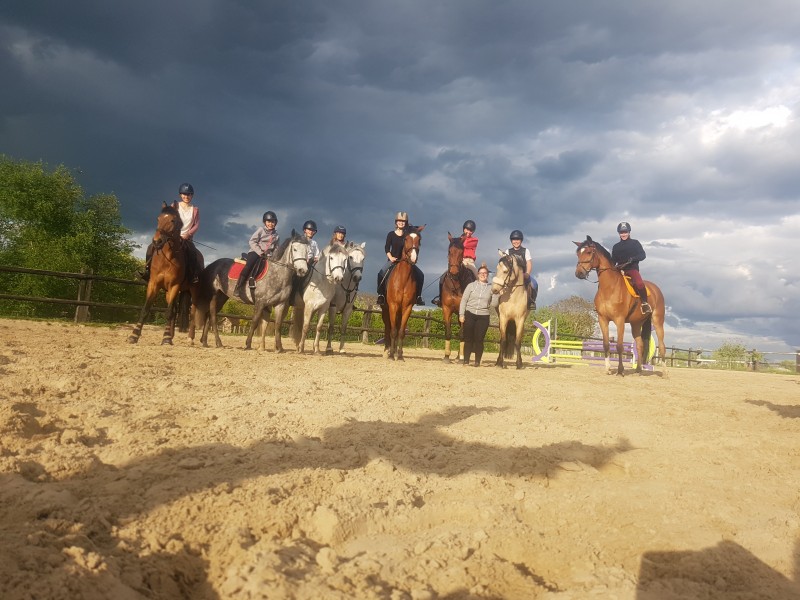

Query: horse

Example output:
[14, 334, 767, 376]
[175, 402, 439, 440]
[574, 235, 666, 375]
[128, 202, 203, 345]
[197, 231, 309, 350]
[439, 233, 476, 362]
[382, 225, 425, 361]
[289, 243, 349, 354]
[324, 241, 366, 354]
[491, 250, 529, 369]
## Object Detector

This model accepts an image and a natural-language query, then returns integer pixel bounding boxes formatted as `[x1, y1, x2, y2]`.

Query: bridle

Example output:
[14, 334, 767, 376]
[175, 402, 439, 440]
[447, 244, 462, 278]
[576, 244, 612, 281]
[402, 234, 420, 264]
[271, 239, 311, 273]
[339, 247, 364, 301]
[325, 248, 347, 282]
[493, 255, 524, 292]
[153, 212, 182, 254]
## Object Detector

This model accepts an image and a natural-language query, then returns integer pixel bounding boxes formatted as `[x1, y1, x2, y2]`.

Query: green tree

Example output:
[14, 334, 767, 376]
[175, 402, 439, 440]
[0, 156, 141, 318]
[536, 295, 596, 338]
[713, 341, 747, 370]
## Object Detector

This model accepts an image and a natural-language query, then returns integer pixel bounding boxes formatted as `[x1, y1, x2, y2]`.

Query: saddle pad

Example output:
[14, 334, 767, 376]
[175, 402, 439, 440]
[623, 275, 649, 299]
[227, 260, 270, 281]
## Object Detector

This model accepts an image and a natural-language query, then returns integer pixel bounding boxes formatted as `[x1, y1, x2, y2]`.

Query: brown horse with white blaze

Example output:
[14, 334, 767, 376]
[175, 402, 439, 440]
[491, 250, 529, 369]
[128, 202, 203, 345]
[382, 225, 425, 361]
[574, 235, 666, 375]
[439, 233, 475, 362]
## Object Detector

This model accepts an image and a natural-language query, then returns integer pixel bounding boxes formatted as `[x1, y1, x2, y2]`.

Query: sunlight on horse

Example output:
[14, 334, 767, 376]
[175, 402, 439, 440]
[128, 202, 203, 345]
[325, 241, 366, 354]
[574, 235, 667, 376]
[382, 226, 425, 361]
[491, 250, 529, 369]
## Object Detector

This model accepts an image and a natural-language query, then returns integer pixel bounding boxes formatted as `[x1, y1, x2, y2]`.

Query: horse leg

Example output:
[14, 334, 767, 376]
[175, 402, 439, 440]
[273, 303, 288, 352]
[442, 306, 452, 363]
[396, 304, 414, 361]
[597, 316, 613, 374]
[614, 319, 626, 376]
[325, 305, 336, 354]
[210, 291, 228, 348]
[631, 322, 644, 374]
[495, 321, 505, 368]
[161, 286, 181, 345]
[515, 319, 525, 370]
[338, 303, 353, 354]
[128, 287, 158, 343]
[382, 305, 392, 359]
[244, 307, 262, 350]
[313, 306, 328, 354]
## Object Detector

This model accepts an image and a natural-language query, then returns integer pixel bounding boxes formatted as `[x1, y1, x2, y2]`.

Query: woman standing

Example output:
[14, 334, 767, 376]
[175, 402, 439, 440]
[459, 263, 496, 367]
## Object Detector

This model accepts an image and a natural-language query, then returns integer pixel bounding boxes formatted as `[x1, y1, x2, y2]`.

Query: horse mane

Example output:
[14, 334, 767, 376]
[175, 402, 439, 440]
[578, 236, 612, 263]
[324, 242, 347, 257]
[273, 229, 308, 258]
[449, 237, 464, 250]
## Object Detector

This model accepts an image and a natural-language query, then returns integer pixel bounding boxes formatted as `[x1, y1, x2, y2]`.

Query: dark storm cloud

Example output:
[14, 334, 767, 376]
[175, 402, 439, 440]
[2, 0, 799, 351]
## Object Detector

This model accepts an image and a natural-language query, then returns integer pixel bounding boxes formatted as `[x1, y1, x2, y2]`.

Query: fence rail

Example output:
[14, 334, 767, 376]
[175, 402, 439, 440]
[2, 264, 797, 371]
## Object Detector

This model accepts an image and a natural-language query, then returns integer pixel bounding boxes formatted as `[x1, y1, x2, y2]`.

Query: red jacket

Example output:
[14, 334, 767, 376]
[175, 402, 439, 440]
[461, 235, 478, 260]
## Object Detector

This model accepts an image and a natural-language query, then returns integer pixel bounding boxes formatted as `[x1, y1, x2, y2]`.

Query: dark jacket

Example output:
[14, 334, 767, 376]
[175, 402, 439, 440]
[612, 238, 646, 270]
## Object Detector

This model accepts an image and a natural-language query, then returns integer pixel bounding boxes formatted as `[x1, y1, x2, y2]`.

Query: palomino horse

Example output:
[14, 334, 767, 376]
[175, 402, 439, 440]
[439, 233, 475, 362]
[198, 231, 309, 350]
[574, 235, 666, 375]
[325, 241, 366, 354]
[128, 202, 203, 345]
[491, 250, 529, 369]
[382, 225, 425, 361]
[289, 243, 349, 354]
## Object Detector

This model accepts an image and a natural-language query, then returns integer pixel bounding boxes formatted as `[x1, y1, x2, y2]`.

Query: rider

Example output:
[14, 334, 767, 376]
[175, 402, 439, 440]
[432, 219, 478, 307]
[507, 230, 538, 310]
[234, 211, 280, 295]
[302, 220, 321, 266]
[611, 221, 651, 315]
[377, 212, 425, 306]
[330, 225, 347, 247]
[142, 183, 202, 283]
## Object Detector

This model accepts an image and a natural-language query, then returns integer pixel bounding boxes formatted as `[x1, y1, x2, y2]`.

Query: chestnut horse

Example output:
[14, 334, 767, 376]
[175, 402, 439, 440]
[382, 225, 425, 361]
[491, 250, 529, 369]
[574, 235, 666, 375]
[440, 233, 475, 362]
[128, 202, 203, 345]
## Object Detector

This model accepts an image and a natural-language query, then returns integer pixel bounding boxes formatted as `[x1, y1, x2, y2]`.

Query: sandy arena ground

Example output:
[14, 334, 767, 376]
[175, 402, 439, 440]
[0, 318, 798, 599]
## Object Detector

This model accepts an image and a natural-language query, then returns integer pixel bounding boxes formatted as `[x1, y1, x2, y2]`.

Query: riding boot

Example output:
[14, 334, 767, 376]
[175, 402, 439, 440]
[639, 290, 652, 315]
[233, 271, 247, 295]
[529, 285, 538, 311]
[432, 279, 443, 307]
[140, 245, 154, 281]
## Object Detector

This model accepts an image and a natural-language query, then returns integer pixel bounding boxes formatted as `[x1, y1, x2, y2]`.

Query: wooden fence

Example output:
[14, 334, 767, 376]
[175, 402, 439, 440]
[2, 265, 797, 371]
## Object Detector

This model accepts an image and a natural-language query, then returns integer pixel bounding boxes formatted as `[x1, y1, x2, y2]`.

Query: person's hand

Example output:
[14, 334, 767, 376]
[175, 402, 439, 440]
[458, 315, 465, 323]
[389, 256, 397, 263]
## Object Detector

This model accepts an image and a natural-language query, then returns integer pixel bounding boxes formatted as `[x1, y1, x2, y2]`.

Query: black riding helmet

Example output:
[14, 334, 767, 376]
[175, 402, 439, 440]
[179, 183, 194, 195]
[303, 220, 317, 232]
[263, 211, 278, 224]
[463, 219, 476, 232]
[617, 222, 631, 233]
[334, 225, 346, 234]
[509, 230, 524, 241]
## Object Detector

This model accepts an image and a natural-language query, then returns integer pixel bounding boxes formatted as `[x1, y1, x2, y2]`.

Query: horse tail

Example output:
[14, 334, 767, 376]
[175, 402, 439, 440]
[641, 316, 653, 364]
[504, 321, 517, 359]
[177, 291, 191, 333]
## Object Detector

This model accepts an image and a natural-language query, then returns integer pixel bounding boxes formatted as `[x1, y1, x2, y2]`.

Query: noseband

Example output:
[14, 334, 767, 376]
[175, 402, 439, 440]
[576, 245, 596, 277]
[495, 255, 523, 291]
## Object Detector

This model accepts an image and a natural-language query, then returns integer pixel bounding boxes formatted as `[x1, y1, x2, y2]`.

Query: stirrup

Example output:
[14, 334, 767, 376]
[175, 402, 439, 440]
[377, 295, 386, 306]
[432, 296, 441, 307]
[528, 300, 536, 311]
[641, 302, 652, 315]
[416, 296, 425, 306]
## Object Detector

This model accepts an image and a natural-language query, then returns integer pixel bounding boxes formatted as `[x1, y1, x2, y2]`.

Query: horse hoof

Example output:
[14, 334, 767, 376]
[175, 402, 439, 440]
[127, 336, 138, 344]
[443, 357, 451, 363]
[161, 339, 173, 346]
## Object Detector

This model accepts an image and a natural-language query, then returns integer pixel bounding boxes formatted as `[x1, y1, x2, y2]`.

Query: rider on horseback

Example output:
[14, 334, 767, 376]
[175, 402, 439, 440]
[234, 211, 280, 295]
[611, 222, 651, 315]
[507, 230, 538, 310]
[432, 219, 478, 307]
[377, 212, 425, 306]
[142, 183, 202, 283]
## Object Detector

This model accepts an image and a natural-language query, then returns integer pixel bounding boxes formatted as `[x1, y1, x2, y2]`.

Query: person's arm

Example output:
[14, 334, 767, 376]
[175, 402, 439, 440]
[248, 228, 262, 254]
[525, 248, 532, 275]
[183, 206, 200, 239]
[459, 284, 472, 321]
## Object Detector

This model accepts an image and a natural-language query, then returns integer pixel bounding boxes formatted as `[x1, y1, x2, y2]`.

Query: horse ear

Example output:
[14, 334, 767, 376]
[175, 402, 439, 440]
[360, 242, 366, 249]
[291, 228, 298, 237]
[586, 235, 593, 243]
[497, 249, 505, 257]
[417, 224, 426, 232]
[162, 201, 168, 208]
[573, 241, 581, 247]
[447, 232, 453, 242]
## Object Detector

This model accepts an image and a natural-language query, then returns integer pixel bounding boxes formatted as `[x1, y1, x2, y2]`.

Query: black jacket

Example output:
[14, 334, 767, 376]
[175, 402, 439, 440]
[611, 238, 646, 270]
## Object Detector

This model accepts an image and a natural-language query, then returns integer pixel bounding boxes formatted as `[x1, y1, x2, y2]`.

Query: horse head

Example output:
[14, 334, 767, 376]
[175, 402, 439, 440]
[288, 229, 309, 276]
[154, 202, 183, 248]
[446, 232, 464, 276]
[345, 241, 366, 284]
[492, 250, 521, 294]
[403, 229, 422, 264]
[574, 235, 601, 280]
[324, 243, 348, 284]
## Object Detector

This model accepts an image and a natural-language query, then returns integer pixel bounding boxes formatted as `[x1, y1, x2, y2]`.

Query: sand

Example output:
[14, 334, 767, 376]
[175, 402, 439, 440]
[1, 318, 798, 599]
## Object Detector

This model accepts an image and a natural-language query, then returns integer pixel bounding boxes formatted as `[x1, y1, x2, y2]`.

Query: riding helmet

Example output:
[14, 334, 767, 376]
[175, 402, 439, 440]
[463, 219, 476, 232]
[178, 183, 194, 195]
[263, 211, 278, 223]
[617, 222, 631, 233]
[334, 225, 347, 234]
[394, 211, 409, 223]
[509, 229, 524, 241]
[303, 220, 317, 232]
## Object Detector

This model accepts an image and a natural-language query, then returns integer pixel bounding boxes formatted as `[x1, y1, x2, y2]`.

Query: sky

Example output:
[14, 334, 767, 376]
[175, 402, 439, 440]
[2, 1, 798, 356]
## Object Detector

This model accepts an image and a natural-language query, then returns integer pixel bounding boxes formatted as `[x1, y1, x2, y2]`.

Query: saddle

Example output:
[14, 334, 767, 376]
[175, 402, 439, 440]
[228, 255, 270, 281]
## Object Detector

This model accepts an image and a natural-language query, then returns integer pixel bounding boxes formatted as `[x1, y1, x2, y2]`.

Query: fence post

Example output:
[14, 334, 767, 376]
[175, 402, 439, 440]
[749, 349, 757, 371]
[796, 350, 800, 374]
[361, 309, 372, 344]
[74, 268, 93, 323]
[422, 313, 431, 349]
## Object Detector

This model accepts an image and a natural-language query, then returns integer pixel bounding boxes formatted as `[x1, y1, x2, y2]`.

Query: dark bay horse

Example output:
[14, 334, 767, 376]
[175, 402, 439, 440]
[382, 225, 425, 361]
[128, 202, 203, 345]
[491, 250, 529, 369]
[325, 241, 366, 354]
[574, 235, 666, 375]
[440, 233, 475, 362]
[198, 231, 309, 350]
